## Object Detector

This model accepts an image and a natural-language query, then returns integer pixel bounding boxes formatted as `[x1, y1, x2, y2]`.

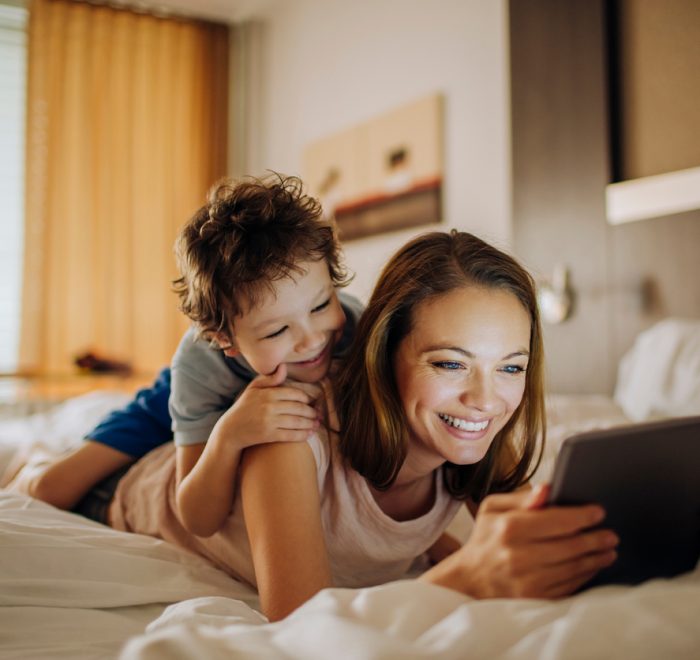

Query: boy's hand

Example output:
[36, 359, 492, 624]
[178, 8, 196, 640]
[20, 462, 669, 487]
[214, 364, 321, 450]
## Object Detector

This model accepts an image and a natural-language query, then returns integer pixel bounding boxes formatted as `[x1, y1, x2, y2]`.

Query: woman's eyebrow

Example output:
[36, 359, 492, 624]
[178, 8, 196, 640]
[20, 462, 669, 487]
[423, 345, 530, 359]
[423, 345, 473, 357]
[503, 350, 530, 359]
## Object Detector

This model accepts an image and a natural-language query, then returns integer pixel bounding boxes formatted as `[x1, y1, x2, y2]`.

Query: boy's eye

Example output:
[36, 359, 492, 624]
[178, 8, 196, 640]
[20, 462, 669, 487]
[501, 364, 526, 375]
[312, 298, 331, 313]
[262, 326, 287, 340]
[432, 361, 463, 371]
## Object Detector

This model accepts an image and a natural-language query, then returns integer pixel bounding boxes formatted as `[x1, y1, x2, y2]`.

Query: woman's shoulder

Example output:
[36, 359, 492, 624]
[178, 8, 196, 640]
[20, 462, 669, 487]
[239, 429, 332, 495]
[304, 429, 332, 485]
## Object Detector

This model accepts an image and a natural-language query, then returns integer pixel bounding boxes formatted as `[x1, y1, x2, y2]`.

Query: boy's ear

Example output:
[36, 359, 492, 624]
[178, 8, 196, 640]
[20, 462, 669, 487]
[213, 333, 239, 357]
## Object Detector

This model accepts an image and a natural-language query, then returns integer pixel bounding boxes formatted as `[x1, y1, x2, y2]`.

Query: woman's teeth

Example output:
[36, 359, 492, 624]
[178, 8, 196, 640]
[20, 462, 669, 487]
[438, 413, 489, 432]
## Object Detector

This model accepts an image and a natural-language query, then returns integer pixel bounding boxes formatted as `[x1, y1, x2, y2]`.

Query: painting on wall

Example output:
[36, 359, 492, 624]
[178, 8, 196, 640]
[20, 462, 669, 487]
[303, 93, 443, 241]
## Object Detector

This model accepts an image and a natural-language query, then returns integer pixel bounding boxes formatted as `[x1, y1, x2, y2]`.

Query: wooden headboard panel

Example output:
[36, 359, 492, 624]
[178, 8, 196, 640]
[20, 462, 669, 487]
[509, 0, 700, 394]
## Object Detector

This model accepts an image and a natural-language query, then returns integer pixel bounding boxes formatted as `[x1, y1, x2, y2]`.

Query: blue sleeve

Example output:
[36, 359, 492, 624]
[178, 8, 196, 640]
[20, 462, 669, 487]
[86, 367, 173, 458]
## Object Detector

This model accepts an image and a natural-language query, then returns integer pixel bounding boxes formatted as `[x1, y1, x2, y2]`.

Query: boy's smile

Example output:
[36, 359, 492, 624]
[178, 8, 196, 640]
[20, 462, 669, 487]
[222, 259, 346, 383]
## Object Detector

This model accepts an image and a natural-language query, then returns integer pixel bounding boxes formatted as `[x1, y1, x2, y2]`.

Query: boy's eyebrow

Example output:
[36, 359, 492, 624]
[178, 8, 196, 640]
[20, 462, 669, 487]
[423, 345, 530, 360]
[252, 285, 333, 331]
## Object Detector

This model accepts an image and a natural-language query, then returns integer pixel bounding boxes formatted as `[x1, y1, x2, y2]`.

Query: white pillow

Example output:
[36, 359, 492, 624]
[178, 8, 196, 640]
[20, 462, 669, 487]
[614, 318, 700, 421]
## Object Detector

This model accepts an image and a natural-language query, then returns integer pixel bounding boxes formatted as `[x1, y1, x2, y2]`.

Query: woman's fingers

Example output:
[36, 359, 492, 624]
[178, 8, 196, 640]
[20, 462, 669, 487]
[525, 483, 550, 509]
[538, 550, 618, 598]
[478, 489, 536, 512]
[523, 529, 619, 569]
[460, 487, 620, 600]
[488, 504, 607, 546]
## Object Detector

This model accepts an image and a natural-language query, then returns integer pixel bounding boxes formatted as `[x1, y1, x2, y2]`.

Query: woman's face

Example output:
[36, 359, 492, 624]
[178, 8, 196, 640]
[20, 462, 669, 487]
[393, 285, 531, 472]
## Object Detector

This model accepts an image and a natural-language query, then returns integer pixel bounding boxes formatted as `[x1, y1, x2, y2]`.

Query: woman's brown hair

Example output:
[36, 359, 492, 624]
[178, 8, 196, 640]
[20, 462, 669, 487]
[333, 230, 545, 502]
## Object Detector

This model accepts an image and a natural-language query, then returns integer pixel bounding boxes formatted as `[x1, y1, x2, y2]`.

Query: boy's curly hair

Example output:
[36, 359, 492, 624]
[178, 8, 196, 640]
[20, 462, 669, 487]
[173, 173, 349, 342]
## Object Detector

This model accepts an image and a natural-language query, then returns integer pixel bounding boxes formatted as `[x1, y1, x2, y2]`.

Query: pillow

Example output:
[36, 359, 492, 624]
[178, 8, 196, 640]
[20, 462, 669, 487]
[614, 318, 700, 421]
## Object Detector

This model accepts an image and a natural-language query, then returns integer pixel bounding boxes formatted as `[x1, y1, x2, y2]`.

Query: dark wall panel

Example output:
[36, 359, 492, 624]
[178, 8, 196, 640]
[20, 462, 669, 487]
[510, 0, 614, 393]
[510, 0, 700, 395]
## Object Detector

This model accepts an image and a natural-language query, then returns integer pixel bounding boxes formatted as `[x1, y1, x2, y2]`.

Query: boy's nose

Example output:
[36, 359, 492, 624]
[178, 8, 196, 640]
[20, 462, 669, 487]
[296, 328, 325, 354]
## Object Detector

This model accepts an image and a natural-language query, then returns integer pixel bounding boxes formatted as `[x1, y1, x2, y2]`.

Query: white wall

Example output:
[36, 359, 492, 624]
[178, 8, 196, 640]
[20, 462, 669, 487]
[244, 0, 512, 302]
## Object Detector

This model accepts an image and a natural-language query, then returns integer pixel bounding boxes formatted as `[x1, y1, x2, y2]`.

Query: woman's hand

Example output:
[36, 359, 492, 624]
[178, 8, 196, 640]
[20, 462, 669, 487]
[426, 532, 463, 565]
[421, 485, 619, 599]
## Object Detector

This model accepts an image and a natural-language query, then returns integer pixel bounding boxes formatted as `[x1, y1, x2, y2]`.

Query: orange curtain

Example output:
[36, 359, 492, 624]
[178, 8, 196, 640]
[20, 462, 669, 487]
[20, 0, 229, 375]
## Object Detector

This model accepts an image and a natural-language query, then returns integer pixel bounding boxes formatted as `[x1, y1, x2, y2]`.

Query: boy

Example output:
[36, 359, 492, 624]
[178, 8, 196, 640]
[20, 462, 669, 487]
[4, 174, 363, 537]
[169, 174, 361, 535]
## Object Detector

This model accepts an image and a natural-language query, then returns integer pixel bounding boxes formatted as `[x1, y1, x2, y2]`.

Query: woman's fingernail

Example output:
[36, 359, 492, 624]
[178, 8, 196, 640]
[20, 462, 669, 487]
[605, 532, 619, 546]
[592, 507, 605, 523]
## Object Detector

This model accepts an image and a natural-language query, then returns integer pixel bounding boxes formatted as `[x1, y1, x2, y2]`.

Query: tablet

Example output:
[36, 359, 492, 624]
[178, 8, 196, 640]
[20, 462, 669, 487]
[548, 415, 700, 588]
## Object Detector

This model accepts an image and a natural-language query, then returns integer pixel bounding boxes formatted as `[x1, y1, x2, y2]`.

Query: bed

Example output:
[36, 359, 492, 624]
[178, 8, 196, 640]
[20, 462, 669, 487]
[1, 319, 699, 659]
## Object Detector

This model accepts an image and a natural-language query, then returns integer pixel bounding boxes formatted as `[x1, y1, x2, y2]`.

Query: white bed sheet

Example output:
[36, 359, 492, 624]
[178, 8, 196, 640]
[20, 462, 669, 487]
[0, 493, 258, 659]
[1, 390, 699, 659]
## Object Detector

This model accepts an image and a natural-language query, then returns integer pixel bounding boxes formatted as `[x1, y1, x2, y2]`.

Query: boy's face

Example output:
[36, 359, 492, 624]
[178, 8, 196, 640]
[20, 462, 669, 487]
[222, 259, 346, 383]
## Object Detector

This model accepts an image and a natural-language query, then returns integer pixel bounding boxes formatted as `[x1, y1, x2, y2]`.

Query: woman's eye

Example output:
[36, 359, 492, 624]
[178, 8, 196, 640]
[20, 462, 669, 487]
[432, 361, 463, 371]
[312, 299, 331, 313]
[262, 326, 287, 340]
[501, 364, 526, 375]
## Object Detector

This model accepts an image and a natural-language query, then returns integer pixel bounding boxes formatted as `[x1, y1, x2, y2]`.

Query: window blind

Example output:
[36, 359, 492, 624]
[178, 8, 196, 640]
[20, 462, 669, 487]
[0, 4, 27, 373]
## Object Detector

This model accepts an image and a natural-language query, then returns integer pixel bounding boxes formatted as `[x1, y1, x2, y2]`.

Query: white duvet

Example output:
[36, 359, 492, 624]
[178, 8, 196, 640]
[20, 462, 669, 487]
[1, 491, 699, 660]
[124, 576, 700, 660]
[1, 373, 699, 659]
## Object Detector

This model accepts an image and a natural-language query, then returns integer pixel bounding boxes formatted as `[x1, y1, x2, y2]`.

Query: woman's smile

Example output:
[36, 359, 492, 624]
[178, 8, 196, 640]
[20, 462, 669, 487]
[438, 412, 490, 434]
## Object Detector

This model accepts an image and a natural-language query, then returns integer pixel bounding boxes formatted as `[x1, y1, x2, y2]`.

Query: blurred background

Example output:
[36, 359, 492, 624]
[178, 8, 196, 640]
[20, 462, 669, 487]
[1, 0, 698, 399]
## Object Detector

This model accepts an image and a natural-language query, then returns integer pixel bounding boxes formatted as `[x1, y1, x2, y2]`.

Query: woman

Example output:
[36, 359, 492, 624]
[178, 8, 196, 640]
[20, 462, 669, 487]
[109, 231, 618, 620]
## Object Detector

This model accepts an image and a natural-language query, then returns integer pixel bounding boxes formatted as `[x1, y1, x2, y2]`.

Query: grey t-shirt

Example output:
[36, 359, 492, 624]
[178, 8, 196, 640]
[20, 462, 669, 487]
[169, 291, 364, 446]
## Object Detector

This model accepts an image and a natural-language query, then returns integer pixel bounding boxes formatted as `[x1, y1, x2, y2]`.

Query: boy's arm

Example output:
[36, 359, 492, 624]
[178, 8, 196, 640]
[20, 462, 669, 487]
[240, 440, 332, 621]
[174, 429, 243, 536]
[174, 366, 321, 537]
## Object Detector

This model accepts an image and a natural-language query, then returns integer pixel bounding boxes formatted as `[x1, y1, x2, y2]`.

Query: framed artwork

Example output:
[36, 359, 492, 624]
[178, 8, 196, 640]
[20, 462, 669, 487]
[303, 93, 443, 240]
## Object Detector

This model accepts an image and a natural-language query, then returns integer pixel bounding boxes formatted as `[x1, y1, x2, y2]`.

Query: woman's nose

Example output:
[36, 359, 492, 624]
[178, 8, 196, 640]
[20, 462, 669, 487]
[459, 372, 496, 411]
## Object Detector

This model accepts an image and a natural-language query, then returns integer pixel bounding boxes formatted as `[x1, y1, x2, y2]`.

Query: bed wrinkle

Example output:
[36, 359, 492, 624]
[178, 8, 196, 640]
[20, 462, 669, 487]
[121, 571, 700, 660]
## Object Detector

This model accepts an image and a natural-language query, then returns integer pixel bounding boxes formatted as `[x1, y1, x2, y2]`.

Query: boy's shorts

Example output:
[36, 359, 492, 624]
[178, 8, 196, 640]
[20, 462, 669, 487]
[72, 465, 131, 525]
